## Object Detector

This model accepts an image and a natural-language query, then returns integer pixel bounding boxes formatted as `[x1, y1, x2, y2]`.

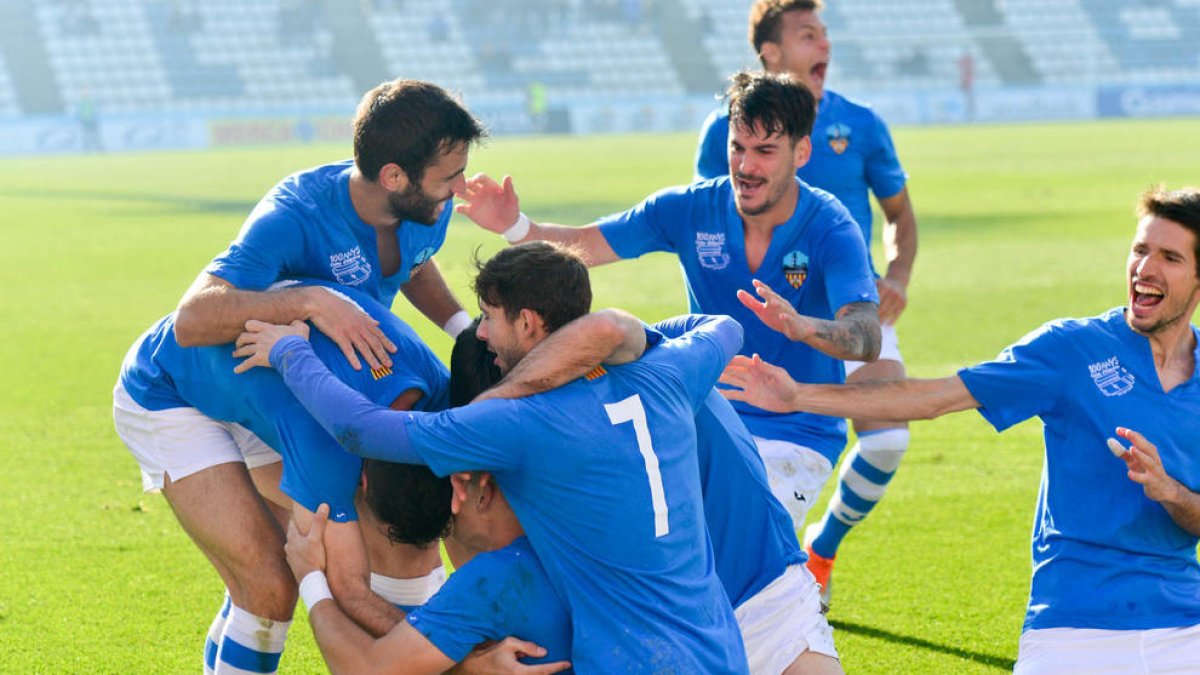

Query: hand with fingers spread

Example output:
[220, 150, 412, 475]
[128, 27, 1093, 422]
[719, 354, 801, 413]
[877, 277, 908, 325]
[1111, 427, 1186, 506]
[305, 286, 396, 371]
[736, 279, 817, 342]
[286, 503, 329, 581]
[233, 319, 309, 373]
[456, 173, 523, 236]
[452, 637, 572, 675]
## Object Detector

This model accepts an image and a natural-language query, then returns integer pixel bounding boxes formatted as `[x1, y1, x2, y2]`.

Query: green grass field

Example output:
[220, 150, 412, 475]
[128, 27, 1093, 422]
[1, 117, 1198, 673]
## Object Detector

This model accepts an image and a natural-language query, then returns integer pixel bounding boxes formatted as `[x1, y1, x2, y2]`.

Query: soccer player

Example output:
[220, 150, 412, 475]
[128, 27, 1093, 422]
[175, 78, 487, 368]
[114, 279, 450, 673]
[281, 324, 574, 674]
[694, 0, 921, 604]
[456, 71, 880, 538]
[720, 186, 1200, 673]
[238, 242, 752, 673]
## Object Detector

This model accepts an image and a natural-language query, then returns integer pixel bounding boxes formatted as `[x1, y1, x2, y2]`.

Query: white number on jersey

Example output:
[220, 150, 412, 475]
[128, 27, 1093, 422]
[605, 394, 669, 537]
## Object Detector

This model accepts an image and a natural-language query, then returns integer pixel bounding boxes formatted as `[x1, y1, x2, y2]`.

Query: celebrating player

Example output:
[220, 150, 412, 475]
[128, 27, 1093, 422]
[238, 242, 752, 673]
[695, 0, 921, 605]
[457, 71, 880, 542]
[721, 186, 1200, 673]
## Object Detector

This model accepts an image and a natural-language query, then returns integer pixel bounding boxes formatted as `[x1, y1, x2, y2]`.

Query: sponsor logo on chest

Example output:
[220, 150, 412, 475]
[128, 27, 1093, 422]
[330, 246, 372, 286]
[1088, 356, 1135, 397]
[696, 232, 730, 270]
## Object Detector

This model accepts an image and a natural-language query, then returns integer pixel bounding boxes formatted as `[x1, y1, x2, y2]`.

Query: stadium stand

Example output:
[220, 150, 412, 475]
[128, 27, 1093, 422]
[0, 0, 1196, 118]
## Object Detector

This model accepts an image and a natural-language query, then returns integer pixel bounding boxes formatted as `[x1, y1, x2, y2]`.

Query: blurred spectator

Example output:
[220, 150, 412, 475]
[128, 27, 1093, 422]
[958, 50, 976, 120]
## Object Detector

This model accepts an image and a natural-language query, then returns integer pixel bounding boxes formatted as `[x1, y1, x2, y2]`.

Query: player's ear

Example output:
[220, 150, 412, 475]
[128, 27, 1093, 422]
[792, 135, 812, 170]
[477, 473, 495, 511]
[518, 308, 548, 340]
[449, 472, 471, 515]
[759, 42, 781, 71]
[378, 163, 410, 192]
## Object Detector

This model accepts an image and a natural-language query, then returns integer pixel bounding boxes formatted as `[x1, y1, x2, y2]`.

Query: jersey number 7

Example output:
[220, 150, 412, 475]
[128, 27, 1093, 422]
[605, 394, 669, 537]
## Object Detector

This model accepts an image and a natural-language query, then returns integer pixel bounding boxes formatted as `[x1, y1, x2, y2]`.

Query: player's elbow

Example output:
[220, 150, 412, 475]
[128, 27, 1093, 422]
[172, 302, 205, 346]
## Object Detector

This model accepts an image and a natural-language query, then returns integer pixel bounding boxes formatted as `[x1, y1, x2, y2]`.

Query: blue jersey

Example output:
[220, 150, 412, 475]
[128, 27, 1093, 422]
[270, 316, 751, 674]
[598, 178, 877, 462]
[655, 316, 805, 608]
[694, 90, 907, 274]
[207, 160, 453, 307]
[118, 280, 450, 521]
[958, 308, 1200, 632]
[407, 537, 572, 670]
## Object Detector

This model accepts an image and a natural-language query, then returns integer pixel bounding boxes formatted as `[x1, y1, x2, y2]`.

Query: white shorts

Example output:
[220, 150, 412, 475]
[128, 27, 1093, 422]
[1015, 624, 1200, 675]
[112, 381, 281, 492]
[844, 323, 903, 377]
[752, 437, 833, 529]
[735, 564, 838, 674]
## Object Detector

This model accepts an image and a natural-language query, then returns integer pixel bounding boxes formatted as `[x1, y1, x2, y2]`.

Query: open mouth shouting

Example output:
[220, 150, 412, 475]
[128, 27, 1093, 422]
[1130, 279, 1164, 318]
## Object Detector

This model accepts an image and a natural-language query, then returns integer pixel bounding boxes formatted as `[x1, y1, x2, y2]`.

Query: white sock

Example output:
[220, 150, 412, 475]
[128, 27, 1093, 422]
[204, 592, 231, 675]
[213, 604, 290, 675]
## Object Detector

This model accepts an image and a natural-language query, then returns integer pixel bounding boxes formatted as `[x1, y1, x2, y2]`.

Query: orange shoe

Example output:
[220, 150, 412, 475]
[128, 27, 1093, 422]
[803, 528, 835, 612]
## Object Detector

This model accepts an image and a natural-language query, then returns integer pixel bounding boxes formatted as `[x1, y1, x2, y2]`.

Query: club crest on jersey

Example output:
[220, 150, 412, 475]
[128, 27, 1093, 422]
[330, 246, 372, 286]
[783, 250, 809, 289]
[696, 232, 730, 270]
[825, 123, 852, 155]
[1088, 356, 1134, 397]
[409, 246, 436, 275]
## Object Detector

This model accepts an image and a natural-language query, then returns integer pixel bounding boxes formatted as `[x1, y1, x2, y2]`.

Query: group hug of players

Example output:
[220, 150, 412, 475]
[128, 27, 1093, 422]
[112, 1, 1200, 673]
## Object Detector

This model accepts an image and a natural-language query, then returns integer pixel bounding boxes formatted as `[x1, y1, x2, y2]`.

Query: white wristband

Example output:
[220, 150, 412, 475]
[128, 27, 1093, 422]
[443, 310, 472, 338]
[502, 212, 531, 243]
[299, 570, 333, 612]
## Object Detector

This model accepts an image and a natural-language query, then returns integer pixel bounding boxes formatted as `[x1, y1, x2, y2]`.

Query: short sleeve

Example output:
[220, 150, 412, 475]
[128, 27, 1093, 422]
[863, 111, 907, 201]
[958, 323, 1066, 431]
[816, 216, 879, 312]
[206, 199, 301, 290]
[596, 187, 689, 260]
[405, 555, 512, 662]
[654, 316, 744, 411]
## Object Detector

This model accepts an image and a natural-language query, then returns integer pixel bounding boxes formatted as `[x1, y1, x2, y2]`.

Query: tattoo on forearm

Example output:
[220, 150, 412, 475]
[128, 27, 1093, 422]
[813, 303, 881, 361]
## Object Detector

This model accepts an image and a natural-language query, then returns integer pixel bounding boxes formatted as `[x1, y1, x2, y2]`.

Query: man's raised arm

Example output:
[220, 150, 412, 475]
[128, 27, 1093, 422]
[455, 173, 620, 267]
[738, 279, 882, 362]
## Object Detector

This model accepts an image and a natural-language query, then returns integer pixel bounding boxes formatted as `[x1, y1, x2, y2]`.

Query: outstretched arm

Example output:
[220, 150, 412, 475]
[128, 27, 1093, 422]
[176, 273, 396, 371]
[476, 309, 646, 402]
[876, 187, 918, 325]
[234, 321, 424, 464]
[738, 279, 882, 362]
[721, 353, 977, 421]
[1110, 427, 1200, 536]
[454, 173, 620, 266]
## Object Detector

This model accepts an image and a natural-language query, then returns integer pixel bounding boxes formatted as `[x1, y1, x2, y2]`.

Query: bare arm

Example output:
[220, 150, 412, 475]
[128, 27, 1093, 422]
[177, 273, 396, 371]
[720, 354, 978, 421]
[455, 173, 620, 266]
[1112, 427, 1200, 536]
[475, 309, 646, 402]
[400, 259, 465, 329]
[876, 187, 918, 325]
[737, 279, 882, 362]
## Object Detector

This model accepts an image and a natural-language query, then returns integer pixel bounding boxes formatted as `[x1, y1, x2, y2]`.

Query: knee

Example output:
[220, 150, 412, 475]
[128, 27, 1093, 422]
[228, 556, 297, 621]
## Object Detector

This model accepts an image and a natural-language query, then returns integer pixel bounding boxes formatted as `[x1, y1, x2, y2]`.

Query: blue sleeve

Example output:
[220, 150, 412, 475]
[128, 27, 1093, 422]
[271, 335, 423, 464]
[651, 314, 709, 340]
[863, 111, 907, 201]
[657, 315, 744, 411]
[405, 555, 519, 662]
[958, 323, 1065, 432]
[596, 186, 688, 260]
[693, 108, 730, 181]
[206, 200, 301, 291]
[817, 217, 879, 312]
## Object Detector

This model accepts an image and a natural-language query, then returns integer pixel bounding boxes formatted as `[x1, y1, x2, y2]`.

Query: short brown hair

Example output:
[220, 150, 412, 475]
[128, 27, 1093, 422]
[728, 70, 816, 142]
[1138, 185, 1200, 274]
[749, 0, 824, 62]
[352, 79, 485, 183]
[472, 242, 592, 333]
